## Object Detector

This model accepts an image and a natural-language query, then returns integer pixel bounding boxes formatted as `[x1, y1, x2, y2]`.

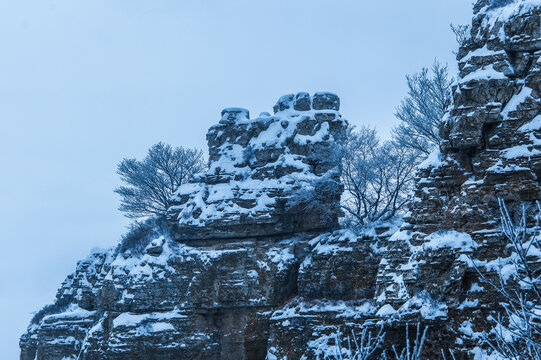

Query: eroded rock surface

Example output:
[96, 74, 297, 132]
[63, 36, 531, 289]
[376, 0, 541, 357]
[167, 92, 346, 241]
[20, 93, 365, 360]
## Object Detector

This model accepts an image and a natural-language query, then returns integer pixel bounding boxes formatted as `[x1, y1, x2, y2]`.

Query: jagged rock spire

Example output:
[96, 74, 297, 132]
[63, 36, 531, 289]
[167, 92, 347, 241]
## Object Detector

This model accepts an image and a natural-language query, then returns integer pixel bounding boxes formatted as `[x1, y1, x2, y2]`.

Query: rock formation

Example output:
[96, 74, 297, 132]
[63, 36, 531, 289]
[376, 0, 541, 356]
[20, 92, 363, 360]
[167, 92, 345, 241]
[20, 1, 541, 359]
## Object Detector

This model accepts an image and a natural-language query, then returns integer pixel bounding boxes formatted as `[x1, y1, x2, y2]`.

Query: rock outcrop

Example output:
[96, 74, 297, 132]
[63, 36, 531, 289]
[21, 92, 374, 360]
[376, 0, 541, 356]
[167, 92, 345, 241]
[20, 1, 541, 359]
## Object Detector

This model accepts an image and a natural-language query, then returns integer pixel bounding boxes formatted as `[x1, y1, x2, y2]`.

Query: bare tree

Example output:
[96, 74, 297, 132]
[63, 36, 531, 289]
[341, 127, 419, 227]
[450, 24, 470, 48]
[333, 325, 386, 360]
[473, 200, 541, 359]
[393, 60, 453, 156]
[329, 323, 429, 360]
[115, 142, 205, 219]
[392, 324, 428, 360]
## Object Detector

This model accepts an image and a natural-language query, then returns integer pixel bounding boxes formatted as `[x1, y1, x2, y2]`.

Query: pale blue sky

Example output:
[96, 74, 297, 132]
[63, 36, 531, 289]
[0, 0, 472, 357]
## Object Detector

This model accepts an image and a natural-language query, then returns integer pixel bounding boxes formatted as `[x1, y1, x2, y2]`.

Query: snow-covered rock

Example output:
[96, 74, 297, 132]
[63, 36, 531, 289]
[20, 93, 355, 360]
[167, 92, 347, 241]
[20, 1, 541, 359]
[376, 0, 541, 356]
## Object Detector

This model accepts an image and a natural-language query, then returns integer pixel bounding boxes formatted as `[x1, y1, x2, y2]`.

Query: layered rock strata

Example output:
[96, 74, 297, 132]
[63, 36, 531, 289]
[167, 92, 345, 241]
[375, 0, 541, 357]
[21, 93, 375, 360]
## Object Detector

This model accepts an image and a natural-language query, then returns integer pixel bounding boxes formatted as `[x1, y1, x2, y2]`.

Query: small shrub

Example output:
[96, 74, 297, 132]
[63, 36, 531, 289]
[117, 216, 170, 256]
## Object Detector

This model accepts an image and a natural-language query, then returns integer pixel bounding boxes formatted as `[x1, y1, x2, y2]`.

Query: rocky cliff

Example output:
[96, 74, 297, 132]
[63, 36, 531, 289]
[167, 92, 345, 241]
[376, 0, 541, 356]
[20, 92, 370, 360]
[20, 1, 541, 359]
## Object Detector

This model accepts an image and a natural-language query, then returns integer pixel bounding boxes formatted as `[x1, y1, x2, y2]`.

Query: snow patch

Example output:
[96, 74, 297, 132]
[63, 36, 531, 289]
[112, 310, 187, 328]
[423, 231, 478, 252]
[460, 65, 506, 83]
[502, 86, 533, 119]
[418, 150, 442, 170]
[519, 115, 541, 132]
[376, 304, 396, 317]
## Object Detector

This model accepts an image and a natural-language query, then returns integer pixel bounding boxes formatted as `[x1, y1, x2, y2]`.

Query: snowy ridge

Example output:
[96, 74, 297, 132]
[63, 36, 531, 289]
[470, 0, 541, 47]
[480, 0, 541, 26]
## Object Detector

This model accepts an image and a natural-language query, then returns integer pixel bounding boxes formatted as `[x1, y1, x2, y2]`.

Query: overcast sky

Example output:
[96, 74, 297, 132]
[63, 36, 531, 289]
[0, 0, 473, 357]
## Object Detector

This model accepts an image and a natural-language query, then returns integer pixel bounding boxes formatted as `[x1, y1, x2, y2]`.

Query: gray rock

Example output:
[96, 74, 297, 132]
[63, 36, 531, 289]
[272, 94, 295, 113]
[19, 92, 348, 359]
[220, 108, 249, 124]
[167, 93, 347, 241]
[374, 1, 541, 357]
[293, 92, 311, 111]
[145, 236, 165, 256]
[312, 92, 340, 111]
[20, 2, 541, 359]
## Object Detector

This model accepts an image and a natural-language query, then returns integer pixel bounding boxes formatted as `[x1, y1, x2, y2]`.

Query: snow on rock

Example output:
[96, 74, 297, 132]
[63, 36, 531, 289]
[423, 231, 478, 251]
[519, 114, 541, 131]
[112, 310, 187, 328]
[22, 210, 331, 360]
[502, 85, 533, 119]
[477, 0, 541, 30]
[503, 144, 541, 159]
[266, 244, 296, 272]
[271, 300, 375, 321]
[20, 4, 541, 357]
[298, 228, 386, 301]
[396, 292, 448, 320]
[417, 150, 443, 170]
[376, 304, 396, 317]
[167, 92, 347, 241]
[459, 64, 507, 83]
[375, 0, 541, 357]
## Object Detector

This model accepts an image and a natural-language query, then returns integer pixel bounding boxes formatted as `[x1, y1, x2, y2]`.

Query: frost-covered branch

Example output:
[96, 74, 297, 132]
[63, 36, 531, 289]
[333, 325, 386, 360]
[474, 200, 541, 359]
[392, 60, 453, 156]
[392, 324, 428, 360]
[341, 127, 419, 227]
[450, 24, 470, 47]
[115, 142, 206, 219]
[328, 323, 431, 360]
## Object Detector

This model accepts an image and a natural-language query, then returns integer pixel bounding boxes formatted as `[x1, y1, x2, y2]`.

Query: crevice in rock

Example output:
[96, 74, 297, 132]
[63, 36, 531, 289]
[506, 49, 536, 79]
[481, 121, 499, 149]
[460, 147, 478, 173]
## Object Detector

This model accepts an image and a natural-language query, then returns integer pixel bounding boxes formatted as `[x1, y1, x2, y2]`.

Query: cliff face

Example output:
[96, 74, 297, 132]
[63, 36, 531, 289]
[167, 92, 345, 241]
[20, 1, 541, 359]
[21, 92, 375, 360]
[376, 0, 541, 355]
